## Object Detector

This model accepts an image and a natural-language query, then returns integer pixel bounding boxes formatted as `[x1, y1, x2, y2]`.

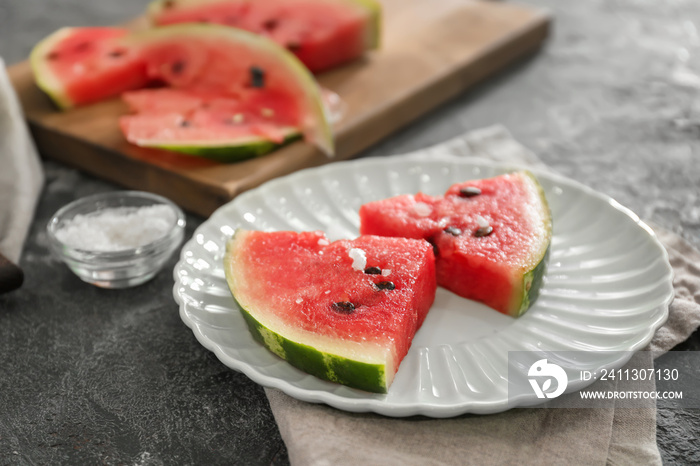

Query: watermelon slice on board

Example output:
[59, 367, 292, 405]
[224, 230, 437, 393]
[119, 87, 302, 161]
[30, 27, 149, 109]
[147, 0, 381, 73]
[30, 24, 334, 158]
[359, 171, 552, 317]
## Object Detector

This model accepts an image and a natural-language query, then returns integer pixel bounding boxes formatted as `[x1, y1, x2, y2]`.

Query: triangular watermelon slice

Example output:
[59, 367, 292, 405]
[30, 24, 334, 157]
[360, 171, 552, 317]
[224, 230, 437, 393]
[147, 0, 381, 73]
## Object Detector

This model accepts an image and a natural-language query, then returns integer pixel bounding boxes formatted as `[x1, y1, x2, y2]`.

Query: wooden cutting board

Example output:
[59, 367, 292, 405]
[8, 0, 550, 217]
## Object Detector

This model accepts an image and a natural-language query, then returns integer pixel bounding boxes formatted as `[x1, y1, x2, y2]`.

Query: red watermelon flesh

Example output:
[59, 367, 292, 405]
[148, 0, 380, 73]
[129, 29, 316, 108]
[359, 172, 552, 317]
[224, 230, 436, 393]
[30, 27, 150, 108]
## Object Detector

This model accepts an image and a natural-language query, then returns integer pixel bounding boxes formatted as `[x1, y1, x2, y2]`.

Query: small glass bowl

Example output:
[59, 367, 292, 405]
[47, 191, 186, 289]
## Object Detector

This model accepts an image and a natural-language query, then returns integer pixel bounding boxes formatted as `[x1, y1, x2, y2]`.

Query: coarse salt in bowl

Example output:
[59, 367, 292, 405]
[47, 191, 186, 288]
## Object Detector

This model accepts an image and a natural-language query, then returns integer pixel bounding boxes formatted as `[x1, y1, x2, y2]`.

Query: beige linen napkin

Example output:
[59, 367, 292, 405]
[0, 58, 44, 264]
[266, 126, 700, 465]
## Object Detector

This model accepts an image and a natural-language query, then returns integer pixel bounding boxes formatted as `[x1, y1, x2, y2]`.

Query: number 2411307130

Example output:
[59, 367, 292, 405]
[581, 368, 679, 381]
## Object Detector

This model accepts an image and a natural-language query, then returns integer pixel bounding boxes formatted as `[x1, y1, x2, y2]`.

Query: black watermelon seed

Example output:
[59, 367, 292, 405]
[444, 226, 462, 236]
[249, 66, 265, 88]
[474, 226, 494, 237]
[332, 301, 355, 314]
[47, 51, 60, 60]
[287, 42, 301, 52]
[427, 238, 439, 258]
[179, 120, 191, 127]
[375, 281, 395, 291]
[459, 186, 481, 198]
[171, 60, 185, 75]
[108, 49, 125, 58]
[364, 266, 382, 275]
[263, 19, 279, 31]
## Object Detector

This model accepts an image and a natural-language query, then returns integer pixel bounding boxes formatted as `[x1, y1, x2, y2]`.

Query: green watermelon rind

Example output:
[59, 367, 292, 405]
[136, 128, 301, 162]
[224, 232, 389, 393]
[234, 296, 388, 393]
[349, 0, 382, 49]
[510, 171, 552, 317]
[514, 246, 549, 317]
[30, 27, 85, 109]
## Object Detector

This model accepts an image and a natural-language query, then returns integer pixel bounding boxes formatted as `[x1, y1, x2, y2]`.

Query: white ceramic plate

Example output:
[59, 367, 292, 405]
[173, 155, 674, 417]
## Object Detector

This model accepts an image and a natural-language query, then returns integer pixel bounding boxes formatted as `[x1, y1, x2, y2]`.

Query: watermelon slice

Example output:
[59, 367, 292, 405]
[147, 0, 381, 73]
[30, 27, 149, 109]
[31, 24, 334, 157]
[359, 171, 552, 317]
[119, 89, 302, 161]
[224, 230, 437, 393]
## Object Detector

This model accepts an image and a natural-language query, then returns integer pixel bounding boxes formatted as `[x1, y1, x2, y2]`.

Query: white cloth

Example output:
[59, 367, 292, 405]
[0, 58, 44, 263]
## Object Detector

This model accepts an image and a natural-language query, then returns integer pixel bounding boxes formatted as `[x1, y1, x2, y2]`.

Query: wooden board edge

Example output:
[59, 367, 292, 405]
[29, 123, 230, 217]
[336, 6, 552, 162]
